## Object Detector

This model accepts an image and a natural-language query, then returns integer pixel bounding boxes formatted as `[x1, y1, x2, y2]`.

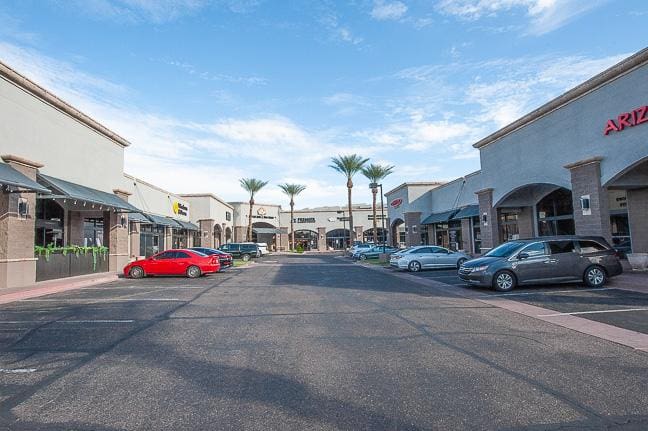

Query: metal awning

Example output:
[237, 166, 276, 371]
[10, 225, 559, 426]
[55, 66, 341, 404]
[451, 205, 479, 220]
[0, 163, 51, 193]
[145, 213, 177, 227]
[421, 209, 460, 225]
[128, 212, 151, 224]
[37, 174, 139, 212]
[174, 219, 199, 231]
[253, 227, 282, 234]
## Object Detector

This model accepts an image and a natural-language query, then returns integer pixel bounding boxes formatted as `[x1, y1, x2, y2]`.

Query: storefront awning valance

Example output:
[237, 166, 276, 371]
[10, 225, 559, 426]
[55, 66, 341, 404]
[128, 212, 151, 224]
[37, 174, 139, 212]
[451, 205, 480, 220]
[0, 163, 51, 193]
[422, 209, 460, 225]
[253, 227, 282, 234]
[145, 213, 177, 227]
[174, 219, 199, 231]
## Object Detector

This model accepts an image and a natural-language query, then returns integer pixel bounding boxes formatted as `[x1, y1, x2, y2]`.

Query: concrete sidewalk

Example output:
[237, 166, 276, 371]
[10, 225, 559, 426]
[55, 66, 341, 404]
[0, 272, 119, 305]
[608, 268, 648, 294]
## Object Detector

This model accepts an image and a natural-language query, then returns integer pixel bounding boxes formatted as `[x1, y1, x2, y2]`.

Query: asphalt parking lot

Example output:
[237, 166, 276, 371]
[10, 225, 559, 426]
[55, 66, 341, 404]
[390, 264, 648, 335]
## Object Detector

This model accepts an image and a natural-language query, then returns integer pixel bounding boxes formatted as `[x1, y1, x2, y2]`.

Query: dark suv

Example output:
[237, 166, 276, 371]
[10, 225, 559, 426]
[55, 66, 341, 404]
[219, 243, 261, 261]
[459, 236, 623, 292]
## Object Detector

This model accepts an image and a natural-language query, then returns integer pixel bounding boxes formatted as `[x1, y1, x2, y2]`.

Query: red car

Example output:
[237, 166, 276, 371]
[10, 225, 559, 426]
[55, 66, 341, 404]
[124, 249, 221, 279]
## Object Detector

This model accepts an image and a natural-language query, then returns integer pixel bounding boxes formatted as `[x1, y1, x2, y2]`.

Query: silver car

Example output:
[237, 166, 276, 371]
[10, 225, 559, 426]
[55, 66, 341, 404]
[390, 246, 470, 272]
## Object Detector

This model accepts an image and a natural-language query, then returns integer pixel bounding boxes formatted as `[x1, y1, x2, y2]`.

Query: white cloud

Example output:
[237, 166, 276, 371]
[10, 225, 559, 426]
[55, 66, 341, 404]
[436, 0, 607, 35]
[371, 1, 408, 21]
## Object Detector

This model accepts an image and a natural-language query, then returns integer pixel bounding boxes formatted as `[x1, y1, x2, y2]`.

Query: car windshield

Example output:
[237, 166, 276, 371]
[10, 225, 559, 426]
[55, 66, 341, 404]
[485, 241, 526, 258]
[191, 250, 208, 256]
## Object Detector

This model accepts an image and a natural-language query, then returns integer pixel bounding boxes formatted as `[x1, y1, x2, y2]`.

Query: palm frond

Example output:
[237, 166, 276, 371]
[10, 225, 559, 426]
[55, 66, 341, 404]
[329, 154, 369, 179]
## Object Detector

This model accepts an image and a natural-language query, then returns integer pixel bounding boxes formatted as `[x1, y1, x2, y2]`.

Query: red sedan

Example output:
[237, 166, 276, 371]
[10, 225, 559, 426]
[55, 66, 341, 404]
[124, 249, 221, 279]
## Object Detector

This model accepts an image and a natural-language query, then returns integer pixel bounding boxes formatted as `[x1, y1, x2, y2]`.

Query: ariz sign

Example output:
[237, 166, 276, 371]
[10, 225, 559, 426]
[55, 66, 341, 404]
[604, 105, 648, 135]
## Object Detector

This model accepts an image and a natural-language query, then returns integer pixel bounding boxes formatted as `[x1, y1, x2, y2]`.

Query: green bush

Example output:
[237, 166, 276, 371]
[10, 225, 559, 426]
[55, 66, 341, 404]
[34, 244, 109, 270]
[296, 244, 304, 253]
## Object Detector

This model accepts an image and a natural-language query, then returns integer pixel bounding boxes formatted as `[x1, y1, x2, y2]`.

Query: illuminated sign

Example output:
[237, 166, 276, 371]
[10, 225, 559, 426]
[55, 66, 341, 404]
[604, 105, 648, 135]
[390, 198, 403, 209]
[172, 201, 188, 216]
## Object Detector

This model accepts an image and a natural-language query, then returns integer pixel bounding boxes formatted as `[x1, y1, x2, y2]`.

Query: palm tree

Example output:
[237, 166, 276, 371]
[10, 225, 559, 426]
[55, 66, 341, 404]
[278, 183, 307, 251]
[239, 178, 268, 241]
[362, 163, 395, 244]
[329, 154, 369, 245]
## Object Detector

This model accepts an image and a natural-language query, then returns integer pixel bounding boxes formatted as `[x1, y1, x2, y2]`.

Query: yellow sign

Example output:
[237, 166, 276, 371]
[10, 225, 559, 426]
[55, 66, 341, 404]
[173, 201, 188, 216]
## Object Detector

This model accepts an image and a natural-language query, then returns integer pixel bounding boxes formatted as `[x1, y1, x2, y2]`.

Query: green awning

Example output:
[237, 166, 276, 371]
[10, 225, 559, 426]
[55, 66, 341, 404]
[451, 205, 479, 220]
[253, 227, 282, 234]
[37, 174, 139, 212]
[422, 209, 460, 225]
[0, 163, 51, 193]
[174, 219, 199, 231]
[145, 213, 176, 227]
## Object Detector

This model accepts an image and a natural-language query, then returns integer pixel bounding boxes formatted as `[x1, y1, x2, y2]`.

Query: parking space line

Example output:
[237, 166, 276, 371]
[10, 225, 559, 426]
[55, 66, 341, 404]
[0, 368, 37, 374]
[19, 298, 184, 303]
[538, 307, 648, 317]
[80, 286, 205, 290]
[479, 288, 615, 297]
[0, 319, 135, 324]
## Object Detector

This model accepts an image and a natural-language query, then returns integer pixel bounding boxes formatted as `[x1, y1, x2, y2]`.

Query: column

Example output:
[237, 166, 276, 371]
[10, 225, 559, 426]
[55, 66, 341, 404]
[354, 226, 364, 242]
[129, 222, 141, 260]
[234, 226, 246, 242]
[460, 218, 472, 253]
[108, 189, 131, 272]
[164, 227, 173, 251]
[565, 157, 612, 242]
[477, 188, 499, 251]
[627, 188, 648, 253]
[404, 212, 421, 247]
[278, 227, 289, 251]
[517, 207, 535, 239]
[317, 227, 327, 251]
[0, 155, 42, 289]
[67, 211, 84, 245]
[199, 219, 215, 248]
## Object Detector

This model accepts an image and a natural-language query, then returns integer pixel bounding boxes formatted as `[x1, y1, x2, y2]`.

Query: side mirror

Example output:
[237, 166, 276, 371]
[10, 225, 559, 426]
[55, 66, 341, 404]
[518, 252, 530, 260]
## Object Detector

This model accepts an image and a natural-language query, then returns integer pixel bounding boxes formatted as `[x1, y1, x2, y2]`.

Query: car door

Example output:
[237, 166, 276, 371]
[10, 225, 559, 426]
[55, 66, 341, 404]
[149, 251, 176, 275]
[512, 242, 552, 284]
[173, 251, 192, 275]
[413, 247, 435, 268]
[547, 240, 581, 281]
[431, 247, 453, 266]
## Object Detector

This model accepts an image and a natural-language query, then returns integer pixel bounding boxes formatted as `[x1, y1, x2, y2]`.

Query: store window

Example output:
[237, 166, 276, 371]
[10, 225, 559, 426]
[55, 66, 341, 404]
[140, 225, 166, 257]
[35, 199, 64, 247]
[83, 218, 104, 247]
[499, 212, 519, 242]
[172, 228, 188, 249]
[537, 188, 574, 236]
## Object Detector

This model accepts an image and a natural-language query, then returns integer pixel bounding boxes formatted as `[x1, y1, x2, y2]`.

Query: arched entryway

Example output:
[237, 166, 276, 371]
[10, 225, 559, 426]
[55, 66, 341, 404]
[363, 227, 386, 244]
[252, 221, 278, 250]
[390, 218, 404, 247]
[294, 229, 318, 251]
[326, 229, 350, 250]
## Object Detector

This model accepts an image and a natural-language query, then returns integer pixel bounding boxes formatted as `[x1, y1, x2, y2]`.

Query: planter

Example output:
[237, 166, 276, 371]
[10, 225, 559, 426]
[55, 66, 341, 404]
[627, 253, 648, 271]
[36, 250, 109, 282]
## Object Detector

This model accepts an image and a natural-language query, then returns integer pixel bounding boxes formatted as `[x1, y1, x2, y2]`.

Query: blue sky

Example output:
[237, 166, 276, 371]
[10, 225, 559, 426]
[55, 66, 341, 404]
[0, 0, 647, 208]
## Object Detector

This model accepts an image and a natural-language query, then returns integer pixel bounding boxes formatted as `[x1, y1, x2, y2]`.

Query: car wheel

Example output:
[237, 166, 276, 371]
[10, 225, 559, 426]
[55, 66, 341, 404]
[360, 254, 367, 261]
[186, 265, 201, 279]
[493, 270, 516, 292]
[584, 265, 607, 287]
[456, 258, 467, 269]
[129, 266, 145, 279]
[242, 254, 251, 262]
[408, 261, 422, 272]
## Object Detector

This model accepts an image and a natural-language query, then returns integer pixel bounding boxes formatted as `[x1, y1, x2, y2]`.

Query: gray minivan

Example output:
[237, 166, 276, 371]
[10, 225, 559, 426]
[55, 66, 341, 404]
[459, 236, 623, 292]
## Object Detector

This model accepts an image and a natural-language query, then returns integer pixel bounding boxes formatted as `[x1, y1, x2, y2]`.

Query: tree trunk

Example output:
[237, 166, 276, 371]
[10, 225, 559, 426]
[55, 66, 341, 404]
[247, 198, 254, 241]
[372, 188, 378, 244]
[347, 178, 354, 246]
[290, 200, 295, 251]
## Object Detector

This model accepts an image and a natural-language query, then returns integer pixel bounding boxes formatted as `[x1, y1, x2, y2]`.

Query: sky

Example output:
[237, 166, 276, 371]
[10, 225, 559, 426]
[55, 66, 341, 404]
[0, 0, 647, 209]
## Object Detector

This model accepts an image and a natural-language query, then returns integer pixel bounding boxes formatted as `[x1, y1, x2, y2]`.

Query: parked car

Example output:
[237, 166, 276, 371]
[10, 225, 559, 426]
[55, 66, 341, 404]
[349, 243, 372, 256]
[458, 236, 623, 292]
[390, 246, 469, 272]
[219, 243, 261, 261]
[189, 247, 233, 268]
[124, 249, 220, 279]
[249, 242, 270, 255]
[356, 246, 400, 260]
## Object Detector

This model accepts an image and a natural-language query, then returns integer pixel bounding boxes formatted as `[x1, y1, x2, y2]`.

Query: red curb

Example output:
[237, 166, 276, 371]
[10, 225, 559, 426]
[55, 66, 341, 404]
[0, 273, 119, 305]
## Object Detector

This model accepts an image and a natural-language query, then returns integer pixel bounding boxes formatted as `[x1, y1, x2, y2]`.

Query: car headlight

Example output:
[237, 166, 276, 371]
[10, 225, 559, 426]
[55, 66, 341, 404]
[471, 265, 489, 273]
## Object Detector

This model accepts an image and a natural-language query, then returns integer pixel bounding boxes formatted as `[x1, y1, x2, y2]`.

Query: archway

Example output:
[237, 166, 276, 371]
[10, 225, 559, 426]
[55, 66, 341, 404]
[213, 224, 223, 248]
[326, 229, 350, 250]
[363, 227, 386, 244]
[252, 221, 278, 250]
[390, 218, 404, 247]
[294, 229, 318, 251]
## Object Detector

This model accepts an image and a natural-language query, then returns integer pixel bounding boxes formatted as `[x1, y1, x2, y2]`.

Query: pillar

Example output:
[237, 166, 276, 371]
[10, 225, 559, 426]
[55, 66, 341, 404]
[477, 188, 499, 252]
[278, 227, 289, 251]
[517, 207, 534, 239]
[627, 188, 648, 253]
[565, 157, 611, 242]
[108, 189, 131, 272]
[234, 226, 246, 242]
[354, 226, 364, 242]
[199, 219, 215, 248]
[67, 211, 84, 245]
[129, 221, 141, 260]
[317, 227, 327, 251]
[164, 226, 173, 251]
[460, 218, 472, 253]
[0, 155, 42, 289]
[404, 212, 421, 247]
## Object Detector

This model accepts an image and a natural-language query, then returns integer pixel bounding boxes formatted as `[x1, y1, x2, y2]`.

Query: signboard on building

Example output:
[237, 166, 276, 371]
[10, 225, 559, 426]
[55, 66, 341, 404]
[390, 198, 403, 209]
[604, 105, 648, 135]
[172, 201, 188, 217]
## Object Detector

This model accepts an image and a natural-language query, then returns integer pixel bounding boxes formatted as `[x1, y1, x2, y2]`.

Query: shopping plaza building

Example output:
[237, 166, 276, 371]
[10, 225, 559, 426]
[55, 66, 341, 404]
[387, 47, 648, 256]
[1, 47, 648, 291]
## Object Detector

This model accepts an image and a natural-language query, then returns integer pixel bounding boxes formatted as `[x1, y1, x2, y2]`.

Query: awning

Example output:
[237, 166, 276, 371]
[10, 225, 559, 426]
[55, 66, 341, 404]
[127, 212, 151, 224]
[145, 213, 177, 227]
[253, 227, 282, 234]
[0, 163, 51, 193]
[174, 219, 199, 231]
[451, 205, 480, 220]
[421, 209, 460, 225]
[37, 174, 140, 212]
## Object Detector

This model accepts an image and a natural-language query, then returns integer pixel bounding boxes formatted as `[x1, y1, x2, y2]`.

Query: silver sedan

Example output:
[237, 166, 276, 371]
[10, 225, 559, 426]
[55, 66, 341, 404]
[389, 246, 470, 272]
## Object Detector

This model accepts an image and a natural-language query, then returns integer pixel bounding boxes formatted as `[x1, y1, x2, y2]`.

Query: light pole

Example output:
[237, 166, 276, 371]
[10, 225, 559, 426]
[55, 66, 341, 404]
[369, 183, 386, 253]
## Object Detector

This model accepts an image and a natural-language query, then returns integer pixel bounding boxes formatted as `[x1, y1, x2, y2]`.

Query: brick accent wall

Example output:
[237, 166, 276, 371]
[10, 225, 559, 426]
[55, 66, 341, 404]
[404, 212, 421, 247]
[517, 207, 535, 239]
[567, 159, 612, 242]
[354, 226, 364, 242]
[477, 189, 499, 251]
[317, 227, 327, 251]
[129, 222, 141, 259]
[199, 219, 215, 248]
[106, 210, 129, 271]
[627, 188, 648, 253]
[460, 218, 472, 253]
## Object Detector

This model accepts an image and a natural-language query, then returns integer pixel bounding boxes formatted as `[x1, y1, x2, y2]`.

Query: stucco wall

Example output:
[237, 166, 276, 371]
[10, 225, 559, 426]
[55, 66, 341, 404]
[230, 202, 282, 227]
[429, 171, 481, 213]
[0, 76, 125, 193]
[280, 206, 387, 233]
[123, 175, 190, 221]
[182, 194, 233, 231]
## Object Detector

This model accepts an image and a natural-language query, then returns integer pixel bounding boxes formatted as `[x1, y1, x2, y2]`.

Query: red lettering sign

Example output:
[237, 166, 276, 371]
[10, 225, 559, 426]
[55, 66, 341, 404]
[390, 198, 403, 208]
[605, 105, 648, 135]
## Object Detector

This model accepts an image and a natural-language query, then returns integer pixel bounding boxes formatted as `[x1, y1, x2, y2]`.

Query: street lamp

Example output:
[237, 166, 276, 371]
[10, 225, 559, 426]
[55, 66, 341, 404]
[369, 182, 386, 253]
[336, 209, 347, 251]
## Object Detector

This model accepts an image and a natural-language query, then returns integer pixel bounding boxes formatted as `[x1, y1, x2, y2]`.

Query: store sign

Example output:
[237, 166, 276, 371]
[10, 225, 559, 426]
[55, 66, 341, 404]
[294, 217, 316, 223]
[257, 207, 267, 216]
[390, 198, 403, 209]
[172, 201, 188, 216]
[604, 105, 648, 135]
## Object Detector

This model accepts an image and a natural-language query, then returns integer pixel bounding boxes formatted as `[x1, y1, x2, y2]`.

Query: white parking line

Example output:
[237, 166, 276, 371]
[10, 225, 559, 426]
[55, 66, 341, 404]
[538, 307, 648, 317]
[0, 368, 37, 374]
[81, 286, 205, 290]
[480, 288, 615, 298]
[0, 319, 135, 324]
[19, 298, 183, 303]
